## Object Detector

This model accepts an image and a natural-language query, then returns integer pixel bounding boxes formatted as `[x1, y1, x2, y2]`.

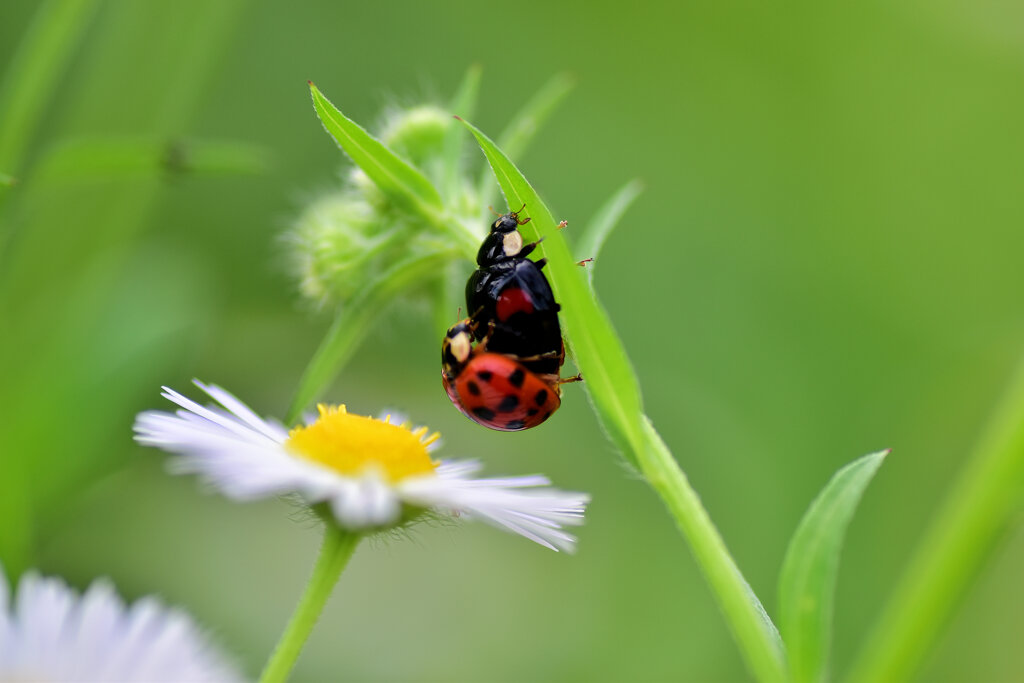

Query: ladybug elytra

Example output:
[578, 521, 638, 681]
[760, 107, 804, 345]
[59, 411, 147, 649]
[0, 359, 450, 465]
[442, 323, 561, 432]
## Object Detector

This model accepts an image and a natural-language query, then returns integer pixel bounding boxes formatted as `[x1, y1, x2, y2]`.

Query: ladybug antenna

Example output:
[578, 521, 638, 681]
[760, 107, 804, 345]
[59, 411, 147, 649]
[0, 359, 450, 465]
[511, 203, 526, 216]
[488, 205, 501, 217]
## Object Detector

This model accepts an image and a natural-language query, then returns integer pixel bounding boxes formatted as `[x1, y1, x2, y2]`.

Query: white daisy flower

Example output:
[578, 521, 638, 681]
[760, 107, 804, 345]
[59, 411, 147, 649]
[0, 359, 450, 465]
[0, 565, 242, 682]
[133, 381, 589, 552]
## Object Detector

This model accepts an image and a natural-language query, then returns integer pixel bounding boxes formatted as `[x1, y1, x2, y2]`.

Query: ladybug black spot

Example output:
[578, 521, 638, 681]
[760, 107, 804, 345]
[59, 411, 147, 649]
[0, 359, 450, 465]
[534, 389, 549, 406]
[476, 370, 494, 383]
[507, 368, 525, 388]
[472, 406, 496, 421]
[505, 419, 526, 430]
[498, 395, 519, 412]
[527, 408, 539, 417]
[467, 381, 481, 396]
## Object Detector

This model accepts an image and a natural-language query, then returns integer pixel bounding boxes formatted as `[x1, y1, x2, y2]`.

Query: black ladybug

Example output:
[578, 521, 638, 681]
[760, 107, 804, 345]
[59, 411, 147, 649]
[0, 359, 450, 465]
[464, 206, 565, 378]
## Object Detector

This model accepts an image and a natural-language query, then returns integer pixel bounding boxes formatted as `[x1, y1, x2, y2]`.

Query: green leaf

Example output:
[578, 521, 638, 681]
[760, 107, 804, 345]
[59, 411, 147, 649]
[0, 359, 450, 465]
[495, 72, 575, 162]
[779, 450, 889, 683]
[441, 64, 481, 200]
[0, 173, 15, 188]
[286, 250, 451, 425]
[32, 137, 268, 182]
[577, 179, 643, 285]
[309, 82, 443, 214]
[0, 0, 101, 185]
[475, 73, 574, 207]
[459, 116, 645, 460]
[847, 359, 1024, 683]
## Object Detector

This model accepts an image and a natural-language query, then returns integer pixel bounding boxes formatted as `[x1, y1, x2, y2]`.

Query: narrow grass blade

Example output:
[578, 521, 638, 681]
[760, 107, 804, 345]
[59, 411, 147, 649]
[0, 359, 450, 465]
[441, 64, 481, 200]
[475, 73, 574, 205]
[463, 118, 788, 683]
[310, 83, 442, 214]
[577, 179, 643, 285]
[459, 116, 644, 460]
[287, 251, 450, 424]
[847, 360, 1024, 683]
[779, 450, 889, 683]
[0, 0, 101, 187]
[32, 137, 268, 182]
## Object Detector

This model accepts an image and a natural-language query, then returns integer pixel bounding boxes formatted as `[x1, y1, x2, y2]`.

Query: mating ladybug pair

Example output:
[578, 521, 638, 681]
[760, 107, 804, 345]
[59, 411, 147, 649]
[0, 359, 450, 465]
[442, 206, 579, 431]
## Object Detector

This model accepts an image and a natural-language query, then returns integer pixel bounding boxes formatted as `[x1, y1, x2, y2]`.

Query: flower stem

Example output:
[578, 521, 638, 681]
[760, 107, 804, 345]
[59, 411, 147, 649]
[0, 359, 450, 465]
[846, 359, 1024, 683]
[639, 419, 788, 683]
[259, 524, 361, 683]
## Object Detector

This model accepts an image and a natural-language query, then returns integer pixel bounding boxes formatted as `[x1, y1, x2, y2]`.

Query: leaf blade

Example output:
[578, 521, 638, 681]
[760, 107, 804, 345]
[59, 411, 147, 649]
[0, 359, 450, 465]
[779, 450, 889, 683]
[475, 73, 574, 207]
[441, 64, 481, 200]
[577, 179, 643, 285]
[309, 82, 442, 213]
[460, 116, 645, 460]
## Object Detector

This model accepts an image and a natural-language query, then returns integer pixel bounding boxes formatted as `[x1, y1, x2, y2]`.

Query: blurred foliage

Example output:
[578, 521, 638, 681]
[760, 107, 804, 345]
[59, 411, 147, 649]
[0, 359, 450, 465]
[1, 0, 1023, 681]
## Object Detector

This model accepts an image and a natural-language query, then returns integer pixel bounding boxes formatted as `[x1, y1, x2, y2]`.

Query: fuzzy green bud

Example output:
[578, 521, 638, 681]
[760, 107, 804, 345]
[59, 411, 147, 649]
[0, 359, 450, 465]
[380, 105, 450, 167]
[289, 193, 407, 304]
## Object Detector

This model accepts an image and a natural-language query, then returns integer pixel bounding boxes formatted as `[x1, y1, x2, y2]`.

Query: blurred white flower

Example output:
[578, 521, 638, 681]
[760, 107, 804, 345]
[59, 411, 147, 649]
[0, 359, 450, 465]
[0, 566, 241, 682]
[134, 381, 589, 552]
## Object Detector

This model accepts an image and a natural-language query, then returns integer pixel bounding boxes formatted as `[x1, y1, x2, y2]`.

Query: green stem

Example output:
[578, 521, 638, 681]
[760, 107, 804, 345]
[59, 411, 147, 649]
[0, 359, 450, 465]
[259, 525, 361, 683]
[639, 419, 788, 683]
[285, 250, 453, 425]
[846, 359, 1024, 683]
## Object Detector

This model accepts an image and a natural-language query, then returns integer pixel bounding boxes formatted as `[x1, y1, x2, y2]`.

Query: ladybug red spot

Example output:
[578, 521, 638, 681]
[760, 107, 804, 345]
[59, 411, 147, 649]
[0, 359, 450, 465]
[496, 287, 534, 322]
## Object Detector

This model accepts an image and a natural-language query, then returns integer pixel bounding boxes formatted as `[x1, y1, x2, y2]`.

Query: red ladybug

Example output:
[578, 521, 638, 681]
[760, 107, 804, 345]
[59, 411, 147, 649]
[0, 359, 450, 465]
[442, 321, 561, 432]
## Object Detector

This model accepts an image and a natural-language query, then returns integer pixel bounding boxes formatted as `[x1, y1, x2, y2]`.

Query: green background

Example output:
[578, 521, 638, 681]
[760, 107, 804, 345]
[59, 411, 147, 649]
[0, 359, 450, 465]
[2, 0, 1022, 680]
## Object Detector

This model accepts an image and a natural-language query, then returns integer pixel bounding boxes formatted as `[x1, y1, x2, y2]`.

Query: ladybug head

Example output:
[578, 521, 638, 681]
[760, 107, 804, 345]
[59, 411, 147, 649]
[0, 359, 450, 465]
[478, 205, 531, 266]
[491, 204, 530, 234]
[442, 319, 475, 380]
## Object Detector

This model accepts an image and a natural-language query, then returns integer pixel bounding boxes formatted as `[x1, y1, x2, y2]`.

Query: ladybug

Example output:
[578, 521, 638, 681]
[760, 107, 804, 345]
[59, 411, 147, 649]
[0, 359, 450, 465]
[465, 206, 565, 376]
[442, 320, 561, 431]
[473, 204, 539, 266]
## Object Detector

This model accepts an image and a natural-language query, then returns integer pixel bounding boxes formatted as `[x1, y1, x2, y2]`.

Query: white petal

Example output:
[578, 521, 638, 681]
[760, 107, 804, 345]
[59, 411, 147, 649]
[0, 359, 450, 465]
[0, 568, 241, 682]
[399, 462, 590, 553]
[135, 384, 591, 544]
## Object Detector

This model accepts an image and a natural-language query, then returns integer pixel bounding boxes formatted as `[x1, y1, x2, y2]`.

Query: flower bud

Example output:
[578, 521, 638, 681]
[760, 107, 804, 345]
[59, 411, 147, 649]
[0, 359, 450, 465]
[289, 192, 405, 304]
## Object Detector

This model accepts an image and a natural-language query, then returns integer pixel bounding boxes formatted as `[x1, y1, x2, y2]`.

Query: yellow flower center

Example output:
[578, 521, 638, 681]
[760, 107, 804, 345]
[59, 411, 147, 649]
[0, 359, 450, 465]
[285, 405, 440, 482]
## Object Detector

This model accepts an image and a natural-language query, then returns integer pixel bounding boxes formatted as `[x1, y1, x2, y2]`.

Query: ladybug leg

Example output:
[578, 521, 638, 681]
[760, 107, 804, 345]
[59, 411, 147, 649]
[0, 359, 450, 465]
[557, 220, 568, 229]
[476, 320, 497, 350]
[556, 373, 583, 385]
[577, 257, 594, 267]
[508, 350, 562, 362]
[534, 257, 548, 270]
[519, 236, 544, 259]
